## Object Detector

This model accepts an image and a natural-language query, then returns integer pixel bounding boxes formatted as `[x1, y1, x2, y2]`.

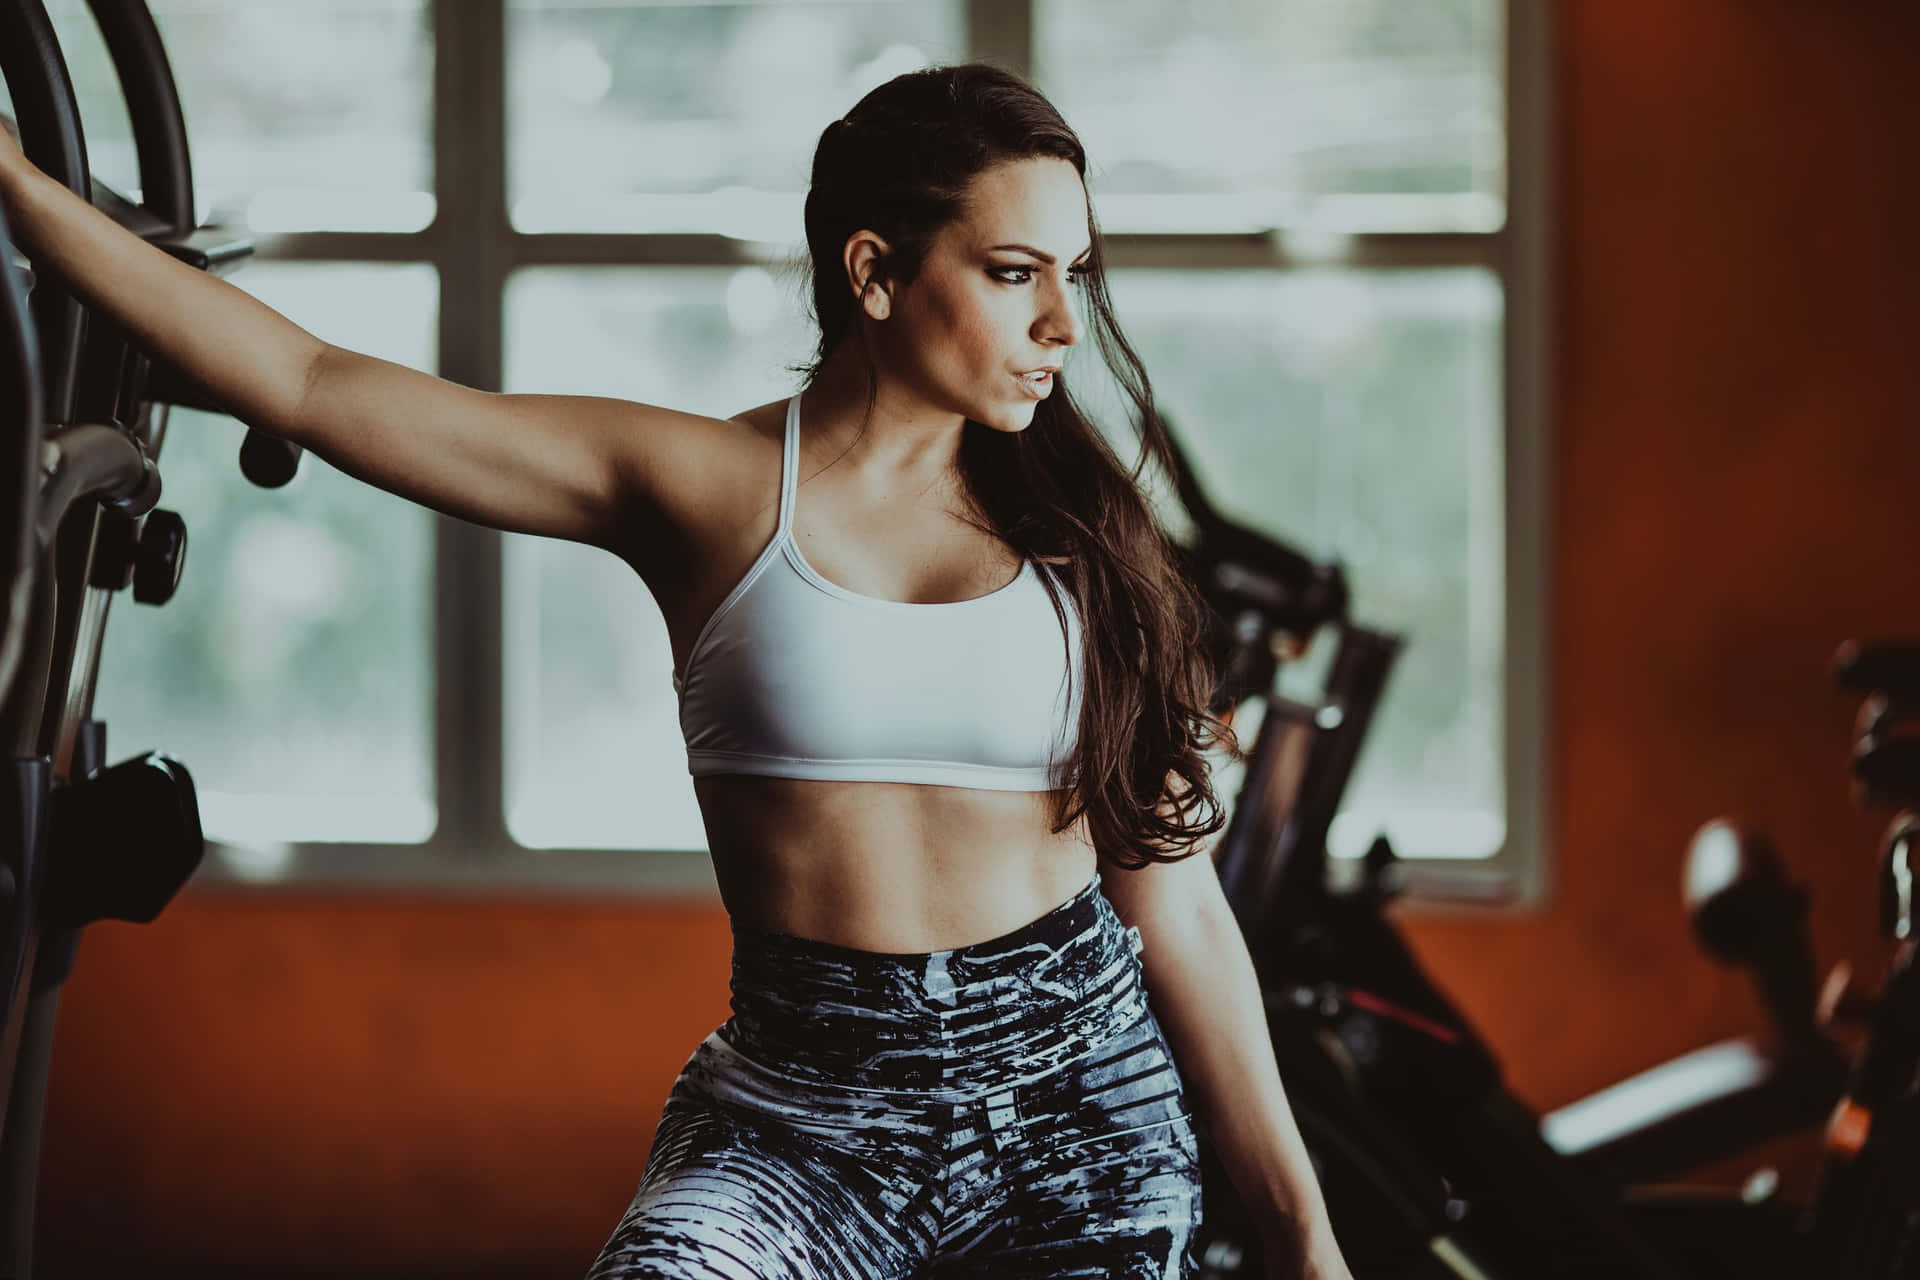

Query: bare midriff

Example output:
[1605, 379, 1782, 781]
[694, 773, 1099, 953]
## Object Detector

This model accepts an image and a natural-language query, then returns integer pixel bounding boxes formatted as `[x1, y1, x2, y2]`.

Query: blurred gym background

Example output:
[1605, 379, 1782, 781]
[7, 1, 1918, 1275]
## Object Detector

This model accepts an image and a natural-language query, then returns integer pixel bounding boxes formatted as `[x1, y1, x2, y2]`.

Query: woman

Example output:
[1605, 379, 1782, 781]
[0, 60, 1351, 1280]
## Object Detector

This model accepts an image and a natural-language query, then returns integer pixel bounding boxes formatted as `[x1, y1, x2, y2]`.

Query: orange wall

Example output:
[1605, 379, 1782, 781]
[36, 3, 1920, 1273]
[1403, 0, 1920, 1117]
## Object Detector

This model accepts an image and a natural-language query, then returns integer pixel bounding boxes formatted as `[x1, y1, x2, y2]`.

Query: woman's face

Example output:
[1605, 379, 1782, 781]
[869, 155, 1092, 433]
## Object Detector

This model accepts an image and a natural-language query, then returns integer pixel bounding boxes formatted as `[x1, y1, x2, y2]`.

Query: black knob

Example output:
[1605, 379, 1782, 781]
[132, 508, 187, 605]
[1684, 818, 1821, 1051]
[1684, 818, 1788, 960]
[240, 430, 303, 488]
[43, 752, 204, 928]
[88, 507, 140, 591]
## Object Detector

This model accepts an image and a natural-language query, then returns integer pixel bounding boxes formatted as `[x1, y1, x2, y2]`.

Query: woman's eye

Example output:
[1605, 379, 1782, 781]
[991, 265, 1093, 286]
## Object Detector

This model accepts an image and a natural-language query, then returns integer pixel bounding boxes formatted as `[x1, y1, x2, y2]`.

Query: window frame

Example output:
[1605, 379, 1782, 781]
[187, 0, 1553, 910]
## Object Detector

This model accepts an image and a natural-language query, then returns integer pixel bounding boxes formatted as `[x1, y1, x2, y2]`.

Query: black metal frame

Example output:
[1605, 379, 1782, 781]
[0, 3, 269, 1274]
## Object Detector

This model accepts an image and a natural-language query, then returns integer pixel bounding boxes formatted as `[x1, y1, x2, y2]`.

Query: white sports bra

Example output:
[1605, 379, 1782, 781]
[671, 393, 1084, 791]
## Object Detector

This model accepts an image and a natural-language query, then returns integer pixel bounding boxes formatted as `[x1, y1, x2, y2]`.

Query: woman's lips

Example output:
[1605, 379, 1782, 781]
[1014, 370, 1054, 398]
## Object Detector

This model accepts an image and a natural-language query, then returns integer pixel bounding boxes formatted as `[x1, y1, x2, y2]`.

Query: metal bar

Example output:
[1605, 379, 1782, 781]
[430, 0, 508, 854]
[502, 229, 1501, 271]
[968, 0, 1030, 77]
[1480, 0, 1553, 911]
[245, 231, 438, 262]
[189, 838, 719, 900]
[246, 228, 1503, 272]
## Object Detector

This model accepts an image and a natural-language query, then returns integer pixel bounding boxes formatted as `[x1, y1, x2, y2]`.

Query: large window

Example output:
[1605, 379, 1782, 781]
[70, 0, 1547, 902]
[40, 0, 434, 232]
[96, 265, 439, 858]
[499, 266, 816, 853]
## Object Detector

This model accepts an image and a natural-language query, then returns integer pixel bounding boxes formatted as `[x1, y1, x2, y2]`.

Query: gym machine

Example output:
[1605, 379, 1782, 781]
[1153, 407, 1911, 1277]
[0, 0, 302, 1274]
[1803, 640, 1920, 1275]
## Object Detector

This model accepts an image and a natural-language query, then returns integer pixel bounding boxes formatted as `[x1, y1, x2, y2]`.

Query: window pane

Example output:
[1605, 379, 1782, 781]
[502, 266, 816, 850]
[94, 264, 438, 848]
[506, 0, 965, 235]
[35, 0, 433, 233]
[1038, 0, 1504, 233]
[1070, 268, 1504, 858]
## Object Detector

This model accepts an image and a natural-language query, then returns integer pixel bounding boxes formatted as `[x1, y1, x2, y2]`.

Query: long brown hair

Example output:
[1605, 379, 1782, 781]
[794, 62, 1242, 870]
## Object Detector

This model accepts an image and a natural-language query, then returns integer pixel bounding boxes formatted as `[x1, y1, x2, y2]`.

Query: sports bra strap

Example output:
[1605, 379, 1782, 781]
[778, 392, 801, 538]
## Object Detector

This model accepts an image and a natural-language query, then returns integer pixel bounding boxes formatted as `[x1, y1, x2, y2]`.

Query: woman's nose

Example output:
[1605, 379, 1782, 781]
[1036, 279, 1084, 347]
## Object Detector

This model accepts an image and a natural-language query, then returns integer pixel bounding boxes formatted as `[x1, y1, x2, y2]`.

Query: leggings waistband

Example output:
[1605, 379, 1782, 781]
[721, 875, 1150, 1095]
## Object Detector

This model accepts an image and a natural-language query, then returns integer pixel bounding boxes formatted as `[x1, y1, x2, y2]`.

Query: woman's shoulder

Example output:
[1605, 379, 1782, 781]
[726, 397, 788, 444]
[604, 398, 783, 592]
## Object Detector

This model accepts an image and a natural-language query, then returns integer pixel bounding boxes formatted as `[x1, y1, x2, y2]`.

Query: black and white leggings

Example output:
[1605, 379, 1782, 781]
[586, 874, 1204, 1279]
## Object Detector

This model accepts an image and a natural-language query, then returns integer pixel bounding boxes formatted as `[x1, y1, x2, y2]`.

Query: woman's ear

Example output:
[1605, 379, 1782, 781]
[843, 230, 894, 321]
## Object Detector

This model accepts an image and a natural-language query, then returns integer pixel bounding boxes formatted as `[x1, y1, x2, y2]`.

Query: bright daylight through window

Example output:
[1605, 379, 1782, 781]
[63, 0, 1534, 897]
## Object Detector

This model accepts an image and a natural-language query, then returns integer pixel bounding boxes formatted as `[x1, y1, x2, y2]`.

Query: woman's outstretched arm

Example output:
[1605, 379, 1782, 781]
[0, 133, 705, 555]
[1099, 842, 1356, 1280]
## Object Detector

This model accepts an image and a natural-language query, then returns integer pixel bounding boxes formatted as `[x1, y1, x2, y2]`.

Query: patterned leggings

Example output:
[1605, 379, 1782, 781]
[586, 874, 1204, 1279]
